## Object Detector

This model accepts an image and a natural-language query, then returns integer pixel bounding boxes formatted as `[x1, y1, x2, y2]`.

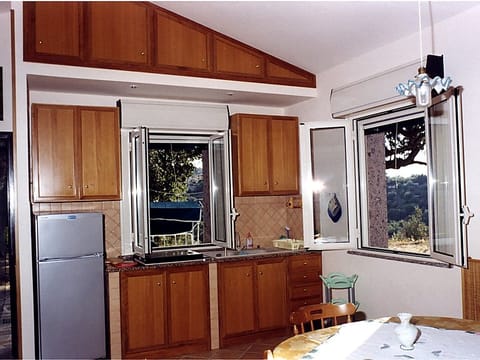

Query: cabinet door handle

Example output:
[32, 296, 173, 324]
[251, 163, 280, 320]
[275, 181, 279, 185]
[84, 185, 89, 188]
[39, 40, 43, 45]
[259, 271, 263, 276]
[303, 288, 307, 292]
[255, 64, 260, 68]
[172, 280, 176, 285]
[303, 262, 308, 265]
[156, 282, 161, 286]
[140, 51, 145, 56]
[67, 185, 73, 189]
[246, 273, 250, 277]
[303, 275, 308, 279]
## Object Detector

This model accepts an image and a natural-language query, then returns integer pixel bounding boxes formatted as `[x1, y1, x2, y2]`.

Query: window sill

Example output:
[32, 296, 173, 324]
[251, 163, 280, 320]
[347, 249, 451, 268]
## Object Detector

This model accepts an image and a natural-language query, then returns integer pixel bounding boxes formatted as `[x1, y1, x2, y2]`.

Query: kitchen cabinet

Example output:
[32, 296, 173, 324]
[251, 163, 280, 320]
[154, 8, 210, 72]
[213, 35, 265, 79]
[23, 2, 315, 87]
[31, 104, 121, 202]
[288, 253, 323, 312]
[122, 271, 167, 352]
[23, 1, 83, 61]
[86, 2, 150, 66]
[230, 114, 300, 196]
[218, 257, 288, 346]
[120, 265, 210, 358]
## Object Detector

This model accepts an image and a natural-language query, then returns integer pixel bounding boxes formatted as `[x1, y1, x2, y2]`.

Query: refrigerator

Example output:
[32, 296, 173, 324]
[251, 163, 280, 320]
[34, 212, 107, 359]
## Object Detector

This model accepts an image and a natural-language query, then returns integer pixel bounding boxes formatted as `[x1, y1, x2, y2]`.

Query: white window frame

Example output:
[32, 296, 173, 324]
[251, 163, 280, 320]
[302, 88, 470, 267]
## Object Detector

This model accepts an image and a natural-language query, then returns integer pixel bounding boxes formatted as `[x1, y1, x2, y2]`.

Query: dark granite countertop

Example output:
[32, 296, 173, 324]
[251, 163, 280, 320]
[106, 248, 310, 273]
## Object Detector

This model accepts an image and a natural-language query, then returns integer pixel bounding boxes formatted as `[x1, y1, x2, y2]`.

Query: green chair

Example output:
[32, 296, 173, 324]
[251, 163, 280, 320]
[320, 272, 359, 308]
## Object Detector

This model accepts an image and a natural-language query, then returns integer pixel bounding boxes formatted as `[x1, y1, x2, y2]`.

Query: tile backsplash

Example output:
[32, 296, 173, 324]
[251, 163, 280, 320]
[234, 195, 303, 249]
[32, 201, 121, 258]
[31, 195, 303, 257]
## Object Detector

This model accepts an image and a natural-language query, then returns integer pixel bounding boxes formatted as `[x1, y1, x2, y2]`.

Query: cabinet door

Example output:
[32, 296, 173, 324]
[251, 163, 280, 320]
[169, 267, 210, 344]
[213, 35, 264, 78]
[155, 10, 210, 71]
[121, 272, 166, 353]
[79, 107, 121, 199]
[257, 259, 288, 330]
[88, 2, 150, 65]
[270, 117, 300, 194]
[232, 115, 270, 195]
[24, 2, 82, 60]
[31, 104, 78, 201]
[219, 262, 256, 338]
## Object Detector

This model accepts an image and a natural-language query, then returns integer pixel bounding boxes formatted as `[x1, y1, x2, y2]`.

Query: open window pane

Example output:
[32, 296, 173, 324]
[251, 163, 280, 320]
[428, 90, 467, 266]
[301, 121, 356, 250]
[357, 109, 430, 255]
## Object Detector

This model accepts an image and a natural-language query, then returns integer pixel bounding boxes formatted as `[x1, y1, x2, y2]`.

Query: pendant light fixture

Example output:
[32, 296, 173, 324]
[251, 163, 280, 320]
[395, 1, 452, 108]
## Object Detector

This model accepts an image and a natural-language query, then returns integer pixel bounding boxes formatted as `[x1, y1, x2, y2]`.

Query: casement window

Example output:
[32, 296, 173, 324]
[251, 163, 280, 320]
[302, 87, 470, 267]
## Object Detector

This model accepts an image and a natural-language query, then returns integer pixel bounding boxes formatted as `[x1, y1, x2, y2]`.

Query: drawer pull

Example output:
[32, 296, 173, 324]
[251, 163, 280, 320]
[303, 262, 308, 265]
[303, 275, 308, 279]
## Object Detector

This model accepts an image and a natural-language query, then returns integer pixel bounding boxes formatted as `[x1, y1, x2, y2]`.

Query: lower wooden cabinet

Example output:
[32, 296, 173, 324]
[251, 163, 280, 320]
[120, 265, 210, 358]
[218, 257, 289, 346]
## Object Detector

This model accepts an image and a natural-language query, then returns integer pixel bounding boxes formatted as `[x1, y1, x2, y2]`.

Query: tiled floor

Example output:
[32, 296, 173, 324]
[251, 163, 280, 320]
[171, 335, 290, 359]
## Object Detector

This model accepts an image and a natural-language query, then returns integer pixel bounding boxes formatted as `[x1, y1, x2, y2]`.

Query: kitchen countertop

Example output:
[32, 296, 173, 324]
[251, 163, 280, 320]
[105, 247, 310, 272]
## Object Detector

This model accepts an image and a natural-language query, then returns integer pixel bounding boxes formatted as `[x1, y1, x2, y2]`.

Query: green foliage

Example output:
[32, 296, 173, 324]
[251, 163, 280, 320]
[148, 146, 202, 202]
[387, 174, 428, 223]
[389, 206, 428, 242]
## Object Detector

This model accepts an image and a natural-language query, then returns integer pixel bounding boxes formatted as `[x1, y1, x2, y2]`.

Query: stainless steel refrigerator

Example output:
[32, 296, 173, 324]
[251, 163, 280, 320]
[34, 212, 107, 359]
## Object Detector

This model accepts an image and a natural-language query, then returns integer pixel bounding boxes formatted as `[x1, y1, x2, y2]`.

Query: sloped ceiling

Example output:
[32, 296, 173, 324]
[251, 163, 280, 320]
[156, 1, 478, 74]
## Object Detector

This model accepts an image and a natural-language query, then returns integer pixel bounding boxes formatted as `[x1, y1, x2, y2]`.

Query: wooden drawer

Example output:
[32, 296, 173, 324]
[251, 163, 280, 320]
[289, 269, 321, 284]
[290, 283, 322, 300]
[289, 254, 321, 272]
[290, 297, 322, 311]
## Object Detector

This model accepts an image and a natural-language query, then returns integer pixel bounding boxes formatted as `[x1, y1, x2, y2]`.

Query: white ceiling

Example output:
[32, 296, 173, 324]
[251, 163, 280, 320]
[156, 1, 478, 74]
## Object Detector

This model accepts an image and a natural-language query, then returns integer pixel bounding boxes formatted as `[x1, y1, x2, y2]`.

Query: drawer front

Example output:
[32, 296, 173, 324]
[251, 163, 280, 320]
[289, 254, 321, 272]
[290, 297, 322, 311]
[289, 270, 321, 284]
[290, 284, 322, 300]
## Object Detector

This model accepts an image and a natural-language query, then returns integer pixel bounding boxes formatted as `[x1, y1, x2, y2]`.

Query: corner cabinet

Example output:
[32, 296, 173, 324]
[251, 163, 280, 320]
[31, 104, 121, 202]
[230, 114, 300, 196]
[218, 257, 288, 346]
[120, 265, 210, 358]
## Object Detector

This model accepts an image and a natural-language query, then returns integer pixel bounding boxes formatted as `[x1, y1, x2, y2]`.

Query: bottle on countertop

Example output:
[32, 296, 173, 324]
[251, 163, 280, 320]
[246, 232, 253, 249]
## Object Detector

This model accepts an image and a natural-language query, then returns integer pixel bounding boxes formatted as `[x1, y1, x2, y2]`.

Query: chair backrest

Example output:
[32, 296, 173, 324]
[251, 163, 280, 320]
[290, 302, 356, 335]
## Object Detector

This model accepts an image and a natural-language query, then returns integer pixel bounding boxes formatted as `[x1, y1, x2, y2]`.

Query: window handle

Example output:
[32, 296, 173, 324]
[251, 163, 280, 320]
[461, 205, 474, 225]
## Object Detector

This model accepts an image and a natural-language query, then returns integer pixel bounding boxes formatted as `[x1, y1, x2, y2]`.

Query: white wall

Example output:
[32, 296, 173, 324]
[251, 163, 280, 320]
[288, 5, 480, 319]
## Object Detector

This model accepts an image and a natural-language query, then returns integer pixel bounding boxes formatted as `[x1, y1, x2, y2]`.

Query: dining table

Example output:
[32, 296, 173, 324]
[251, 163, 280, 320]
[273, 316, 480, 359]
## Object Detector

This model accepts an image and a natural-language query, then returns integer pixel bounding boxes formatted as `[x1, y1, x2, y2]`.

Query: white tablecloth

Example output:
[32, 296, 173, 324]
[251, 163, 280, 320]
[301, 319, 480, 359]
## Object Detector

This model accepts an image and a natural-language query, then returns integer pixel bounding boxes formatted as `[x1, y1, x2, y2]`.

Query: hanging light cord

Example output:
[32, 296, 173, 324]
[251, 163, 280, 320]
[417, 0, 424, 68]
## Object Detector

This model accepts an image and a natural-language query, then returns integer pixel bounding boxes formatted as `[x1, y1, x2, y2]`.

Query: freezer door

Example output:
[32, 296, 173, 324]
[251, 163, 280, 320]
[37, 255, 106, 359]
[36, 212, 104, 259]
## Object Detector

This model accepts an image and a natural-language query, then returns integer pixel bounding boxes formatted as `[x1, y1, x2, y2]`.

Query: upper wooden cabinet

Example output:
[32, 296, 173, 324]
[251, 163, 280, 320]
[86, 2, 150, 66]
[154, 8, 210, 72]
[31, 104, 121, 202]
[230, 114, 300, 196]
[23, 1, 83, 61]
[213, 35, 264, 78]
[23, 2, 315, 88]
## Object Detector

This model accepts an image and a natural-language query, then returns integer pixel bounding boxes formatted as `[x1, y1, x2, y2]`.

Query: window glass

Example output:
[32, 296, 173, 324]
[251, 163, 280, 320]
[358, 114, 430, 255]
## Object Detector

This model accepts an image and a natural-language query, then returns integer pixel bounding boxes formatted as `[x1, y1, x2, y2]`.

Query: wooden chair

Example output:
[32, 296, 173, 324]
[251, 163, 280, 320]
[290, 302, 357, 335]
